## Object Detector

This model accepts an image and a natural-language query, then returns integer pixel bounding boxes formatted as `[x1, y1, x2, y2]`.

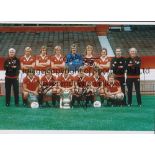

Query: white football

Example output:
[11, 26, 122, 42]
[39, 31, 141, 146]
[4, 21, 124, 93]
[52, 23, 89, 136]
[93, 101, 101, 108]
[31, 102, 39, 109]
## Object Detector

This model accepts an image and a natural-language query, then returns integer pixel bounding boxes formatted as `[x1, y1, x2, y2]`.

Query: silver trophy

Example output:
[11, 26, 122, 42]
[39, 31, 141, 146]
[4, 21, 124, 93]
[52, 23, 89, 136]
[60, 90, 72, 109]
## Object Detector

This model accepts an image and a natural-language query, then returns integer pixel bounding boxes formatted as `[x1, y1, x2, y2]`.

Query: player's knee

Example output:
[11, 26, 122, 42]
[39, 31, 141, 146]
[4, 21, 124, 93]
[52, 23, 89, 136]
[22, 92, 29, 99]
[116, 93, 124, 100]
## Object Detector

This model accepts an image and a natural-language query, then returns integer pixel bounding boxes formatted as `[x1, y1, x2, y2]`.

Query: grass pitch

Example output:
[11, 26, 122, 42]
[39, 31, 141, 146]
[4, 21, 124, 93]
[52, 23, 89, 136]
[0, 95, 154, 131]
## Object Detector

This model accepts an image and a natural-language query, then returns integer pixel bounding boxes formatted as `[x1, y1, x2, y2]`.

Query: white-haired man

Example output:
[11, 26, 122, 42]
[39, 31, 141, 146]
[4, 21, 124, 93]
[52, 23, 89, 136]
[126, 47, 142, 107]
[3, 48, 20, 107]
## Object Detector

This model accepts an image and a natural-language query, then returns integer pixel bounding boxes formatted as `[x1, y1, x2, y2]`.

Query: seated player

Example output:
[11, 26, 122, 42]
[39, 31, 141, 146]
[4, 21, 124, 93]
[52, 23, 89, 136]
[95, 48, 111, 75]
[90, 69, 106, 105]
[84, 81, 95, 107]
[51, 81, 61, 108]
[39, 68, 57, 107]
[35, 46, 51, 73]
[72, 67, 89, 107]
[51, 45, 65, 74]
[22, 68, 39, 107]
[74, 67, 95, 107]
[57, 68, 74, 108]
[20, 47, 35, 72]
[57, 67, 74, 91]
[66, 44, 83, 72]
[104, 73, 124, 106]
[83, 45, 96, 75]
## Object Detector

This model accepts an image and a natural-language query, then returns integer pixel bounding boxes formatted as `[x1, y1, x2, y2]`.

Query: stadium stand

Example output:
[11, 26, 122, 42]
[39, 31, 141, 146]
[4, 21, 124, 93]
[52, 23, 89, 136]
[0, 31, 102, 56]
[107, 30, 155, 56]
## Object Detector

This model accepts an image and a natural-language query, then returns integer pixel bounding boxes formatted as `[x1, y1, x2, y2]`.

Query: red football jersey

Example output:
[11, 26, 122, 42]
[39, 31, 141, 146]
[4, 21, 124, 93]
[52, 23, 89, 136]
[35, 55, 51, 70]
[105, 80, 120, 93]
[83, 56, 95, 73]
[23, 75, 39, 91]
[51, 55, 65, 65]
[57, 74, 74, 88]
[20, 55, 35, 65]
[51, 55, 65, 73]
[74, 75, 89, 88]
[96, 56, 111, 72]
[90, 75, 105, 87]
[40, 75, 56, 87]
[20, 55, 36, 71]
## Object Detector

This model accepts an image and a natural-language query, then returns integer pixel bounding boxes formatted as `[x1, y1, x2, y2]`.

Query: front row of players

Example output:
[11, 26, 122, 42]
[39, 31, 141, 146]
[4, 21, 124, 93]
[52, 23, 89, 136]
[22, 67, 124, 108]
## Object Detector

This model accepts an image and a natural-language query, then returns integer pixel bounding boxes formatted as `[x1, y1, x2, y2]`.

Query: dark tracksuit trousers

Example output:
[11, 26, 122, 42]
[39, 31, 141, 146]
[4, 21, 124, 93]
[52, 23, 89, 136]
[5, 77, 19, 106]
[126, 78, 142, 105]
[115, 77, 127, 105]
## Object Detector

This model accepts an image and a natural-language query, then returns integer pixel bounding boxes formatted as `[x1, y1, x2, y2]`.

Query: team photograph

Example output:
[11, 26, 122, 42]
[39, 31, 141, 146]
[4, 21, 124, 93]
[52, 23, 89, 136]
[0, 24, 154, 130]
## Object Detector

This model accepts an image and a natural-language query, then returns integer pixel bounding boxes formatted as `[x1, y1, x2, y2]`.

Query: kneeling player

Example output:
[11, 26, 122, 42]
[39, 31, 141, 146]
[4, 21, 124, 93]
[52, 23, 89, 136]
[105, 73, 124, 106]
[72, 67, 88, 107]
[22, 68, 39, 107]
[51, 81, 61, 107]
[39, 69, 57, 107]
[91, 69, 106, 105]
[57, 68, 74, 108]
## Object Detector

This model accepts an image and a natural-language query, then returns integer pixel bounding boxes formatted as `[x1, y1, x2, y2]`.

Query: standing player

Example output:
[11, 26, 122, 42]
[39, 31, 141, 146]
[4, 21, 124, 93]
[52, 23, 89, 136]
[22, 68, 39, 107]
[126, 48, 142, 107]
[95, 48, 111, 75]
[20, 47, 35, 71]
[36, 46, 51, 72]
[83, 45, 96, 75]
[105, 73, 124, 106]
[66, 44, 83, 72]
[4, 48, 20, 107]
[51, 45, 65, 74]
[111, 48, 127, 105]
[39, 68, 57, 107]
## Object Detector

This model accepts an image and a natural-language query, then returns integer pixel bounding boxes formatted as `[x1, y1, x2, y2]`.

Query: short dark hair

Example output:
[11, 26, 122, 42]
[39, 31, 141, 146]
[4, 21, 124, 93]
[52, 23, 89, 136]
[102, 48, 107, 55]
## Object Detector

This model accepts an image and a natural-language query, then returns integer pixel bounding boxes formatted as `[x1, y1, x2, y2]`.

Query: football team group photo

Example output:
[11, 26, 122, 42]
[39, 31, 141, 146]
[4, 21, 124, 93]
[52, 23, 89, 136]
[0, 24, 154, 130]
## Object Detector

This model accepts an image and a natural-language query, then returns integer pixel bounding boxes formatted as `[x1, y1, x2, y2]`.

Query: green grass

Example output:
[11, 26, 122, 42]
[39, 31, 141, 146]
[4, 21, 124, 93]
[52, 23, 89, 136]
[0, 96, 154, 131]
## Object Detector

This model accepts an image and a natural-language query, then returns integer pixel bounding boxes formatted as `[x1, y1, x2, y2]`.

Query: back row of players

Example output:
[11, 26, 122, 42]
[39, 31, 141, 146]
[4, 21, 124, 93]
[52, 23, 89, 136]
[4, 44, 142, 107]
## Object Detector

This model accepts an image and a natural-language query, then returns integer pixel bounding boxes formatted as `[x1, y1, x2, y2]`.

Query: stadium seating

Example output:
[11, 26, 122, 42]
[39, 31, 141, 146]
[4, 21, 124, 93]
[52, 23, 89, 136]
[107, 30, 155, 56]
[0, 31, 102, 56]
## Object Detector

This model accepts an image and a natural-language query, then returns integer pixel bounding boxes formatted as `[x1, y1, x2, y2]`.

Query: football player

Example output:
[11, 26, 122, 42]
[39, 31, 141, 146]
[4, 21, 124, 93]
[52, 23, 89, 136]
[51, 45, 65, 74]
[95, 48, 111, 75]
[83, 45, 96, 75]
[104, 73, 124, 106]
[39, 68, 57, 107]
[57, 67, 74, 91]
[20, 47, 35, 72]
[35, 46, 51, 73]
[66, 44, 83, 72]
[22, 68, 39, 107]
[57, 68, 74, 107]
[90, 69, 106, 105]
[72, 67, 89, 107]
